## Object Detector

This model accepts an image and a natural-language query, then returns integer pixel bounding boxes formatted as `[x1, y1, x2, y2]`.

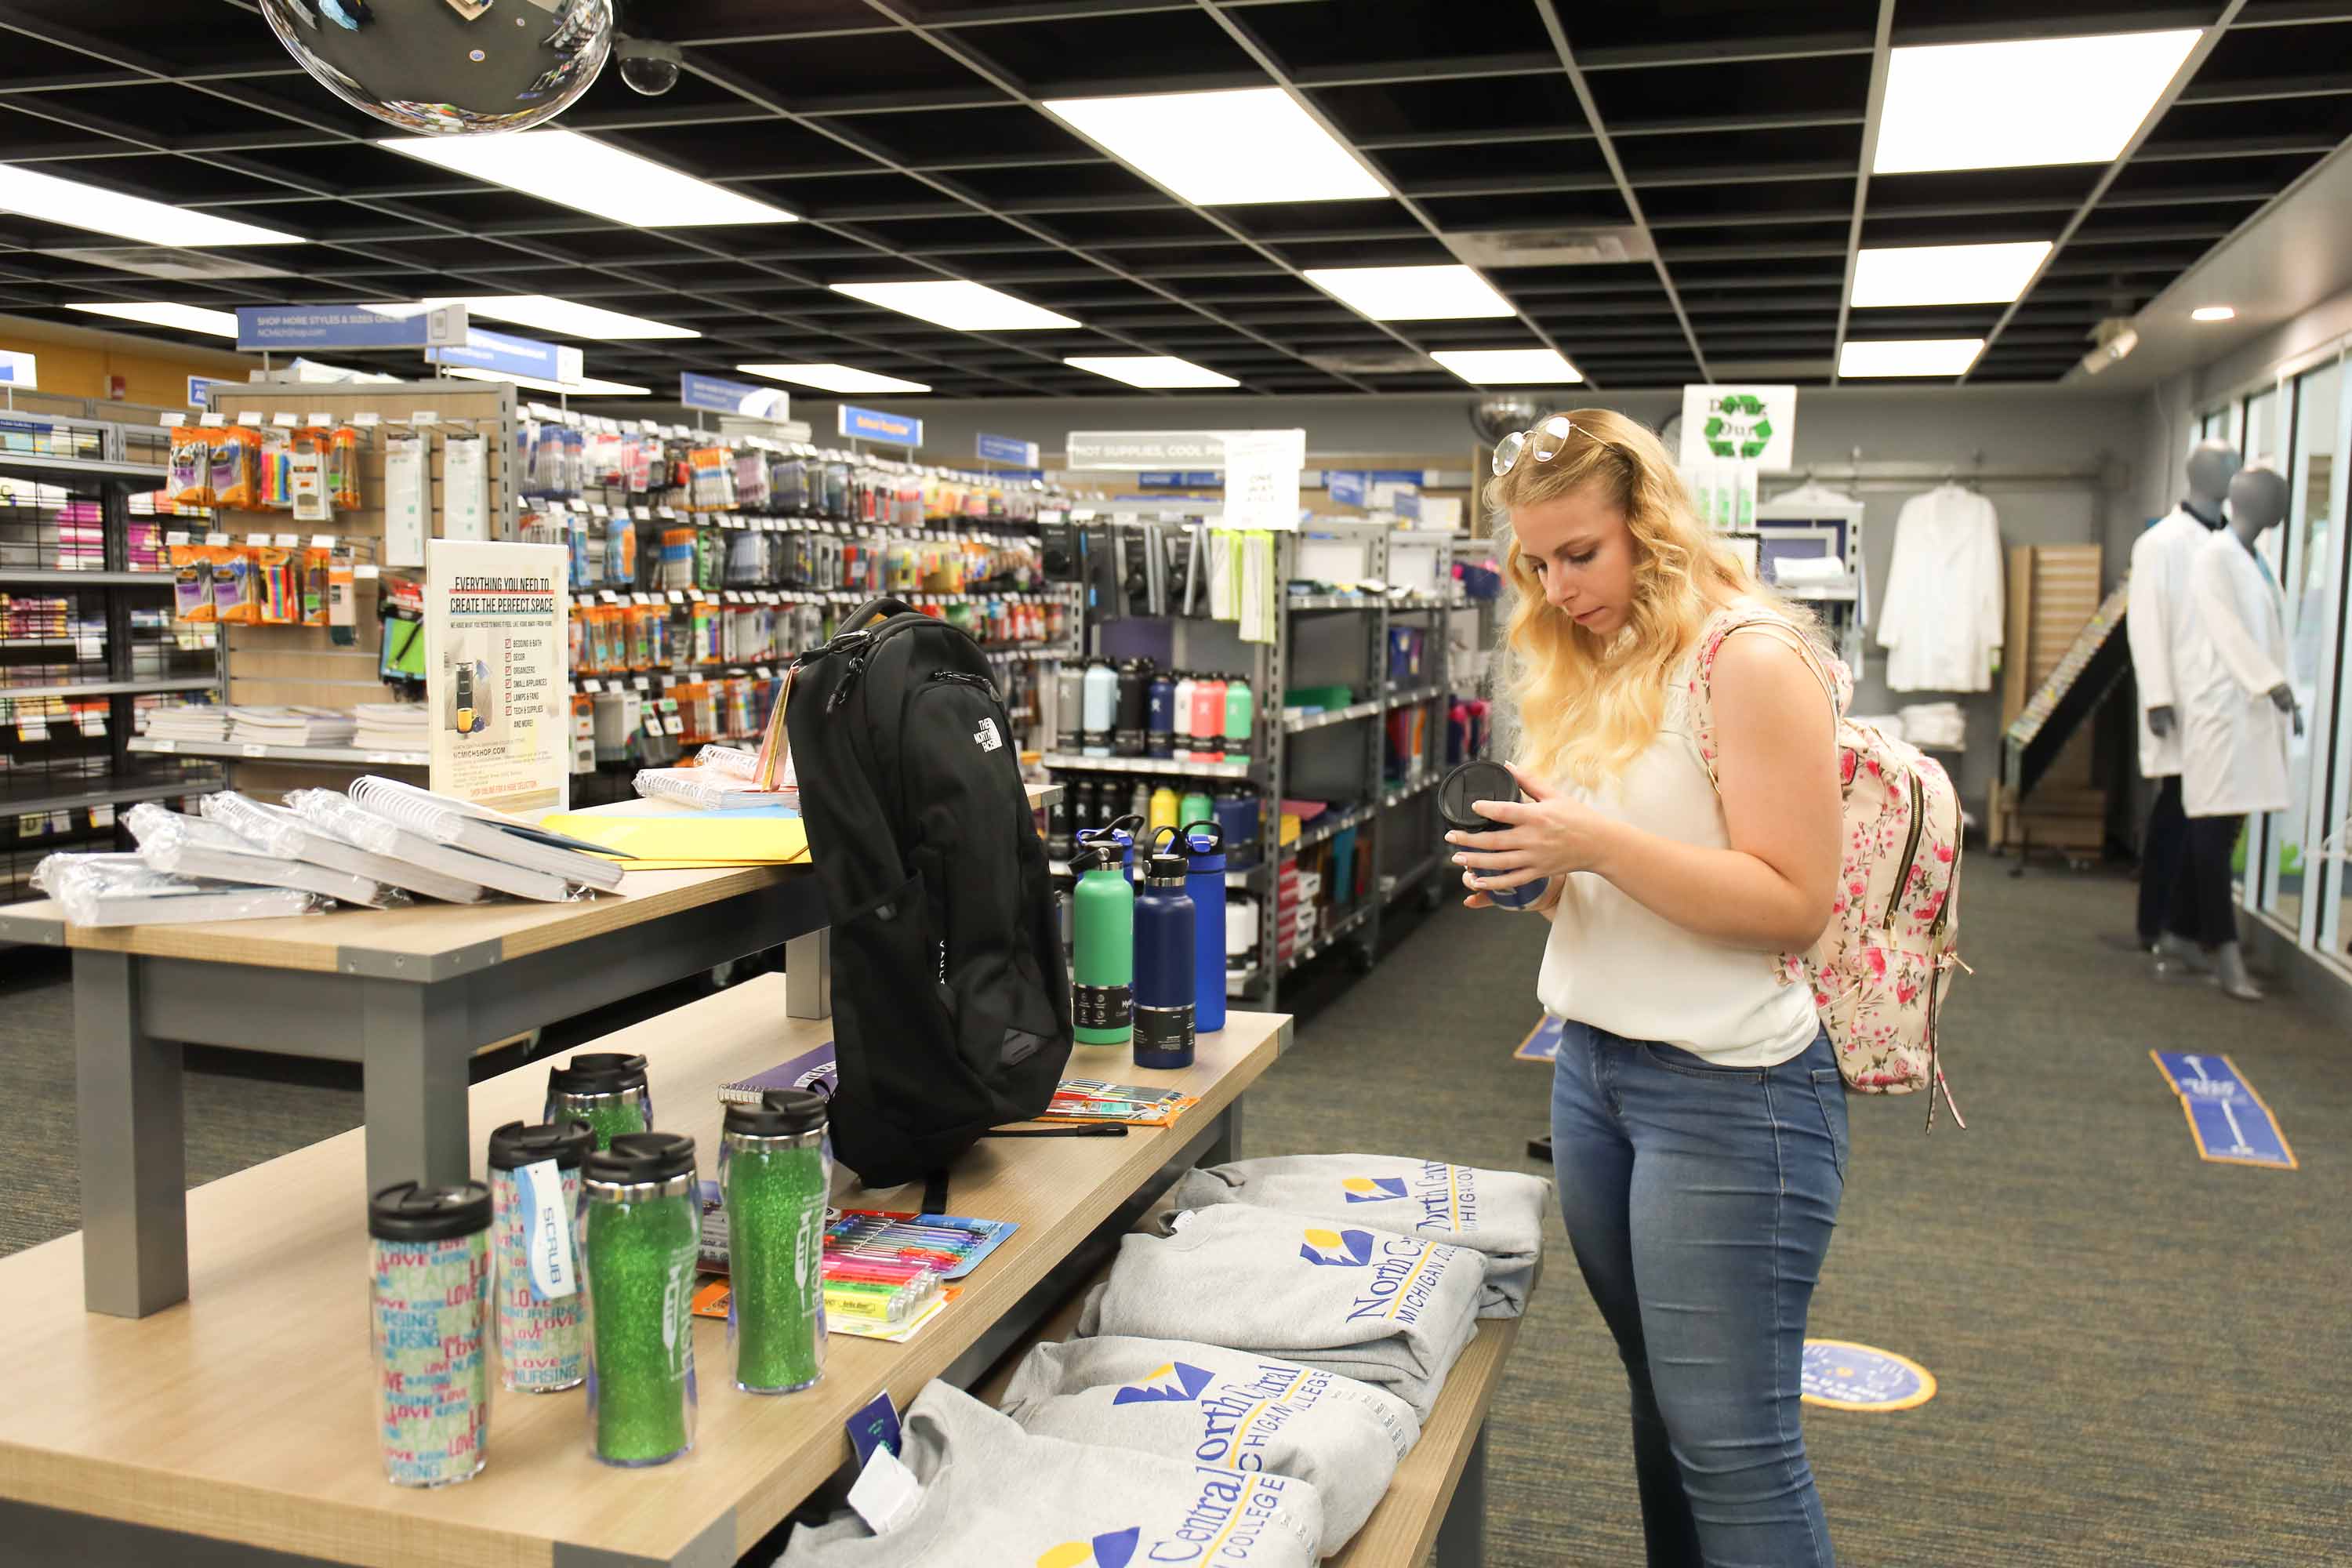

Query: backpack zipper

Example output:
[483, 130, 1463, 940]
[1882, 771, 1926, 930]
[929, 669, 999, 700]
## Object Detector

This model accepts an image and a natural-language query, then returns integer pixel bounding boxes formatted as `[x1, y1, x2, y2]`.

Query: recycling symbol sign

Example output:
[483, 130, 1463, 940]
[1679, 383, 1795, 471]
[1704, 394, 1774, 459]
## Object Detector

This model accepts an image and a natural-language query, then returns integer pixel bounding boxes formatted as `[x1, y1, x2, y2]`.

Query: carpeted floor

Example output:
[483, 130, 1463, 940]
[2, 864, 2343, 1563]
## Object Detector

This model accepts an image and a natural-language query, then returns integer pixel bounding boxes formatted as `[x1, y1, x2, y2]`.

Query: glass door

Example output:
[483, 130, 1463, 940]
[2261, 365, 2339, 929]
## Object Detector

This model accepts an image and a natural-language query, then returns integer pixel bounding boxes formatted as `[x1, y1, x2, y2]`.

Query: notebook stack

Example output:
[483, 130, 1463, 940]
[125, 802, 390, 907]
[32, 851, 321, 927]
[634, 742, 798, 812]
[142, 704, 227, 744]
[350, 702, 430, 756]
[228, 706, 358, 750]
[344, 775, 626, 901]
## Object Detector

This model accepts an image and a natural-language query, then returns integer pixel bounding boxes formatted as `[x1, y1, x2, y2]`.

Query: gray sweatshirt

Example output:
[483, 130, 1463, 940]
[1076, 1204, 1483, 1421]
[776, 1380, 1323, 1568]
[1000, 1336, 1420, 1557]
[1169, 1154, 1550, 1318]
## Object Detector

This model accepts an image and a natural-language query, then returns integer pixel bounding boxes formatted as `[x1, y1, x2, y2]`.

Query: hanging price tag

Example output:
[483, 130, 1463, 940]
[599, 590, 620, 604]
[147, 739, 176, 753]
[352, 411, 381, 427]
[241, 742, 270, 757]
[583, 678, 604, 693]
[273, 532, 299, 547]
[633, 676, 649, 690]
[271, 412, 299, 428]
[667, 590, 685, 604]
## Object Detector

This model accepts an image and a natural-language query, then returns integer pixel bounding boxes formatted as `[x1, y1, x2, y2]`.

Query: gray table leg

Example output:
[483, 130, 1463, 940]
[359, 978, 471, 1193]
[785, 924, 829, 1020]
[1203, 1095, 1243, 1166]
[77, 951, 189, 1318]
[1434, 1420, 1487, 1567]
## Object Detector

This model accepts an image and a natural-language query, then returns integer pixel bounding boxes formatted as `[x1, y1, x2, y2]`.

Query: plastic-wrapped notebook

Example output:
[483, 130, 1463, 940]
[283, 788, 565, 904]
[201, 790, 488, 905]
[126, 804, 388, 906]
[346, 775, 625, 891]
[33, 851, 323, 927]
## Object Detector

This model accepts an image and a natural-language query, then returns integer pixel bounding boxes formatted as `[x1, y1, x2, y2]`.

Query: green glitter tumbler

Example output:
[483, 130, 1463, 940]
[718, 1092, 830, 1395]
[581, 1133, 699, 1467]
[545, 1052, 653, 1150]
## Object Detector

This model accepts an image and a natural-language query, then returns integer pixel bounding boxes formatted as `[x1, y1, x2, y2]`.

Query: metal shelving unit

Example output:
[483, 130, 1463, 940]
[127, 739, 427, 768]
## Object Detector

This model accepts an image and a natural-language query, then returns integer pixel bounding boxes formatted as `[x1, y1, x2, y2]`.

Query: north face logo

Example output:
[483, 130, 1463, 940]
[973, 717, 1003, 752]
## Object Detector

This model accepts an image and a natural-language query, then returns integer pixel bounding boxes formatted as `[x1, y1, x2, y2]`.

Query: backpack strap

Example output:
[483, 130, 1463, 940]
[1690, 610, 1842, 789]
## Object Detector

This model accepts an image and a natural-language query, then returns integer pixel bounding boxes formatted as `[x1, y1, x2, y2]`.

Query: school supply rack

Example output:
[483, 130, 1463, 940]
[2, 411, 224, 900]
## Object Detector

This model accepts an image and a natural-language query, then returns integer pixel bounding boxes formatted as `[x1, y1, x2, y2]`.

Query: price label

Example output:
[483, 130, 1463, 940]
[234, 412, 264, 427]
[241, 742, 269, 757]
[585, 677, 606, 693]
[165, 530, 191, 546]
[364, 751, 398, 764]
[306, 413, 332, 426]
[662, 714, 683, 735]
[589, 503, 609, 517]
[18, 720, 49, 743]
[659, 506, 677, 518]
[78, 714, 106, 737]
[208, 531, 233, 546]
[686, 586, 705, 601]
[633, 675, 649, 691]
[667, 590, 685, 604]
[412, 411, 440, 426]
[633, 506, 650, 521]
[272, 412, 299, 428]
[245, 532, 273, 546]
[631, 592, 653, 605]
[599, 590, 620, 604]
[756, 666, 775, 679]
[352, 412, 381, 428]
[147, 739, 176, 753]
[160, 412, 187, 428]
[355, 564, 380, 579]
[310, 533, 335, 548]
[199, 412, 226, 427]
[273, 532, 299, 547]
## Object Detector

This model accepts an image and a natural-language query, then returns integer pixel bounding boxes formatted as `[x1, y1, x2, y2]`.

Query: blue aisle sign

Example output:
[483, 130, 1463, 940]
[2150, 1051, 2297, 1169]
[1802, 1341, 1936, 1411]
[0, 349, 34, 387]
[1139, 470, 1221, 488]
[977, 432, 1038, 467]
[679, 372, 782, 416]
[234, 304, 463, 352]
[1515, 1014, 1565, 1063]
[427, 327, 576, 383]
[1327, 470, 1367, 506]
[839, 404, 922, 447]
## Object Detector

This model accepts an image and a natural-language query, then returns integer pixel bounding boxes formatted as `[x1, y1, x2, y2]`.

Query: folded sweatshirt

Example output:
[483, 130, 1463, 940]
[1000, 1336, 1419, 1558]
[1169, 1154, 1550, 1318]
[777, 1381, 1323, 1568]
[1076, 1204, 1483, 1421]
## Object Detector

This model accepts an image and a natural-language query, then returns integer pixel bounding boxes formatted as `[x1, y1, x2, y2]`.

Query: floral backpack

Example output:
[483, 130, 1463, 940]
[1692, 611, 1968, 1128]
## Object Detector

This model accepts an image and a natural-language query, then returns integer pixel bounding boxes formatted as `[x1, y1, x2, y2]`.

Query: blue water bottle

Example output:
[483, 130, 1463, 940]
[1132, 828, 1196, 1069]
[1146, 670, 1176, 759]
[1185, 826, 1228, 1034]
[1440, 760, 1550, 911]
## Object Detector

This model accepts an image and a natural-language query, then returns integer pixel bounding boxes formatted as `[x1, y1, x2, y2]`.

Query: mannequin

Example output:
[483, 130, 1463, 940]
[2129, 438, 2240, 975]
[2177, 464, 2296, 1002]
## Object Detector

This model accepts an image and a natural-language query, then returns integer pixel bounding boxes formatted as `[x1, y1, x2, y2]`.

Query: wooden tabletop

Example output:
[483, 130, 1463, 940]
[0, 782, 1053, 975]
[0, 974, 1290, 1568]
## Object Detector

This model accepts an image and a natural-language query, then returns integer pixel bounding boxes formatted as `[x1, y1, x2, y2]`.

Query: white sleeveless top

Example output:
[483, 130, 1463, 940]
[1534, 622, 1822, 1066]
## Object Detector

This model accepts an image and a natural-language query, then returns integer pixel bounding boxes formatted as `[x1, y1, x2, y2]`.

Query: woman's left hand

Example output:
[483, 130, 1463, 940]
[1444, 763, 1617, 891]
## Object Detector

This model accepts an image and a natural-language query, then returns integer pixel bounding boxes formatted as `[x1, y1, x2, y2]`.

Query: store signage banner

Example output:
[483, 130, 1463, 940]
[428, 328, 579, 385]
[0, 350, 35, 388]
[976, 432, 1038, 467]
[423, 539, 570, 815]
[839, 405, 923, 447]
[235, 303, 466, 353]
[1326, 470, 1367, 506]
[186, 375, 233, 408]
[1139, 470, 1221, 488]
[1221, 428, 1306, 532]
[1066, 430, 1229, 470]
[679, 372, 788, 417]
[1679, 383, 1797, 472]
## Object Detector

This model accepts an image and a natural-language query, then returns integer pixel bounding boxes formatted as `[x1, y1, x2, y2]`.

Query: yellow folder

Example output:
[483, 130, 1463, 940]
[537, 813, 810, 867]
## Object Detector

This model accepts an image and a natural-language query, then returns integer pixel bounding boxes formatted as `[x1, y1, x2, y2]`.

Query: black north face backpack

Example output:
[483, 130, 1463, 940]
[784, 597, 1071, 1185]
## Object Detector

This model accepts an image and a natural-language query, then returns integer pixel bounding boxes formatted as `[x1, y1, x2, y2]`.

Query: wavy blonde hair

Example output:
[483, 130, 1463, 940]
[1488, 408, 1795, 789]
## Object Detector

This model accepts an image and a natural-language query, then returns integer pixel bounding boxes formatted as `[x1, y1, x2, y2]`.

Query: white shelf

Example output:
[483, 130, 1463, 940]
[0, 568, 176, 588]
[1041, 752, 1250, 781]
[0, 452, 169, 485]
[1, 675, 216, 702]
[0, 767, 224, 815]
[129, 739, 426, 767]
[1281, 699, 1381, 733]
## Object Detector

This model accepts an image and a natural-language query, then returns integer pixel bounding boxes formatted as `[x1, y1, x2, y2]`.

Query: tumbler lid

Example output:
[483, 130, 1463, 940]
[547, 1051, 648, 1097]
[487, 1118, 596, 1171]
[369, 1180, 491, 1241]
[1439, 759, 1519, 830]
[732, 1089, 829, 1137]
[585, 1131, 696, 1186]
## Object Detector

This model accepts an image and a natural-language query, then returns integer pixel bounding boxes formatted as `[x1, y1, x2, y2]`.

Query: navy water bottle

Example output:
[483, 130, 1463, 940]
[1132, 828, 1196, 1069]
[1440, 760, 1549, 910]
[1185, 826, 1227, 1034]
[1145, 670, 1176, 759]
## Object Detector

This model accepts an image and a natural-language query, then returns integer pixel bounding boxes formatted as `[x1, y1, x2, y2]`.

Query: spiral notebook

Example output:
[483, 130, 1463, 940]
[125, 804, 389, 908]
[347, 776, 626, 891]
[285, 789, 567, 905]
[203, 791, 489, 906]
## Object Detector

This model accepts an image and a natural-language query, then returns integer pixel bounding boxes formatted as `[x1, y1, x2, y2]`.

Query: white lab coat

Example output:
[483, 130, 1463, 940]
[2179, 530, 2291, 818]
[1876, 484, 2004, 692]
[2125, 506, 2218, 779]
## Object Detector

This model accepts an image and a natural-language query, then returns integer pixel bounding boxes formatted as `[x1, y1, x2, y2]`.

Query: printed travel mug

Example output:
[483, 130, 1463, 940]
[546, 1051, 653, 1149]
[369, 1181, 492, 1488]
[719, 1093, 830, 1395]
[1441, 759, 1550, 910]
[581, 1132, 701, 1466]
[487, 1118, 595, 1393]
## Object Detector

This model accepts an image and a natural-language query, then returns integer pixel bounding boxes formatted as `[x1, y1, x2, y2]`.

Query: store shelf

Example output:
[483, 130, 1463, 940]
[0, 452, 169, 485]
[1388, 593, 1469, 612]
[1281, 699, 1381, 733]
[1040, 752, 1250, 781]
[1279, 903, 1375, 976]
[1225, 964, 1261, 997]
[1381, 775, 1439, 811]
[0, 568, 176, 588]
[1381, 851, 1446, 901]
[0, 765, 224, 816]
[1284, 803, 1374, 856]
[1778, 583, 1859, 603]
[0, 675, 217, 702]
[128, 739, 426, 767]
[1286, 593, 1381, 612]
[1385, 681, 1442, 707]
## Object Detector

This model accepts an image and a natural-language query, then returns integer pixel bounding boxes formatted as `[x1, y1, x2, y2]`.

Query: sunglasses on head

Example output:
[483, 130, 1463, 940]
[1490, 415, 1588, 477]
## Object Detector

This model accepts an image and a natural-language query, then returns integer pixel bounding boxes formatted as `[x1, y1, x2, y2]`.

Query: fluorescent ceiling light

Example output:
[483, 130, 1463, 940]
[1062, 355, 1240, 389]
[1430, 348, 1583, 386]
[0, 164, 303, 248]
[379, 129, 797, 227]
[364, 295, 696, 339]
[2191, 305, 2236, 321]
[1303, 264, 1513, 321]
[65, 300, 239, 338]
[1040, 86, 1385, 205]
[830, 280, 1080, 332]
[1838, 338, 1984, 377]
[439, 366, 649, 397]
[1849, 241, 2053, 307]
[737, 363, 932, 394]
[1874, 31, 2201, 174]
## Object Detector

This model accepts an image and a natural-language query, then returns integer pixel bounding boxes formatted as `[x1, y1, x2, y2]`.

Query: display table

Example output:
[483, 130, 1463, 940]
[0, 783, 1051, 1319]
[0, 973, 1290, 1568]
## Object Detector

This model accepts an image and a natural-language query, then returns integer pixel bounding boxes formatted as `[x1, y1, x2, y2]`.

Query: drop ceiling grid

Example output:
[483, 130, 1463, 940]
[0, 0, 2340, 395]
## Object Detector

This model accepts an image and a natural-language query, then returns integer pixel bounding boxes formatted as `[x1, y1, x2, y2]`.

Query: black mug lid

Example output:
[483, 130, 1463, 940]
[369, 1180, 491, 1241]
[547, 1051, 648, 1097]
[1439, 759, 1520, 830]
[585, 1131, 697, 1186]
[487, 1118, 596, 1171]
[735, 1089, 829, 1136]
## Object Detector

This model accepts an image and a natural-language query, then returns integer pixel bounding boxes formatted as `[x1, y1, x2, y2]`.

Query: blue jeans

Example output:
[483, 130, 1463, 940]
[1551, 1021, 1848, 1567]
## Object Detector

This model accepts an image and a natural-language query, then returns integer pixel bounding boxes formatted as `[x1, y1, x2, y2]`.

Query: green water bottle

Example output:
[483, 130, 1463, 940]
[1223, 675, 1253, 767]
[1178, 788, 1216, 835]
[1070, 837, 1134, 1048]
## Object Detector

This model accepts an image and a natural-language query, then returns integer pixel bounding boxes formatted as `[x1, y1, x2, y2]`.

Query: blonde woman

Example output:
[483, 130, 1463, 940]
[1450, 409, 1848, 1565]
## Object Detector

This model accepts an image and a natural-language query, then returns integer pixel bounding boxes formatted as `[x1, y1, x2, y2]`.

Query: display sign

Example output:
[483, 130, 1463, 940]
[185, 375, 232, 408]
[428, 327, 580, 385]
[0, 350, 35, 388]
[424, 539, 569, 815]
[1221, 428, 1305, 532]
[1139, 470, 1221, 488]
[2150, 1051, 2297, 1169]
[235, 303, 466, 353]
[976, 432, 1039, 467]
[838, 404, 923, 447]
[1679, 383, 1797, 472]
[679, 372, 789, 417]
[1067, 430, 1229, 470]
[1326, 470, 1367, 506]
[1801, 1341, 1936, 1411]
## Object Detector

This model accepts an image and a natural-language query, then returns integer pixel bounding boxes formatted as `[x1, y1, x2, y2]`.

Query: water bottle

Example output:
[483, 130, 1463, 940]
[1171, 673, 1196, 762]
[1070, 835, 1134, 1049]
[1149, 782, 1179, 840]
[546, 1052, 653, 1149]
[579, 1133, 700, 1467]
[1114, 659, 1149, 757]
[1146, 670, 1176, 759]
[1070, 775, 1101, 841]
[1055, 665, 1085, 752]
[486, 1119, 594, 1394]
[1223, 675, 1253, 768]
[1191, 676, 1225, 764]
[369, 1181, 492, 1487]
[1128, 779, 1151, 826]
[1132, 829, 1196, 1069]
[1047, 780, 1075, 860]
[1185, 826, 1228, 1034]
[718, 1094, 828, 1396]
[1178, 788, 1215, 837]
[1440, 759, 1549, 910]
[1081, 659, 1116, 758]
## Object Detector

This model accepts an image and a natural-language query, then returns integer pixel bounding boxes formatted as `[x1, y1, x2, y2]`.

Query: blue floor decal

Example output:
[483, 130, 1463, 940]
[2150, 1051, 2297, 1169]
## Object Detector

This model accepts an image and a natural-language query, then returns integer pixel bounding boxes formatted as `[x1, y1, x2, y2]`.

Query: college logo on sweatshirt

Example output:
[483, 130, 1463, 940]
[1298, 1227, 1375, 1267]
[1038, 1526, 1138, 1568]
[1341, 1176, 1408, 1203]
[1403, 1160, 1479, 1234]
[1113, 1361, 1215, 1406]
[1345, 1236, 1458, 1327]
